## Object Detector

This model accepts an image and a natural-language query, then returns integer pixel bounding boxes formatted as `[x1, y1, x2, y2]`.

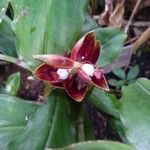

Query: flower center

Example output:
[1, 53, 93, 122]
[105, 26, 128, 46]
[57, 68, 69, 80]
[81, 63, 95, 77]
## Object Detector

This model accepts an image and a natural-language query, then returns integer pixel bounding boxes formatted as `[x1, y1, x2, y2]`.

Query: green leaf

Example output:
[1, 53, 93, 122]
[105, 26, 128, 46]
[81, 14, 97, 34]
[118, 78, 150, 150]
[95, 27, 127, 67]
[84, 110, 94, 140]
[46, 90, 75, 148]
[5, 72, 21, 96]
[0, 0, 8, 19]
[0, 0, 7, 9]
[0, 94, 38, 150]
[108, 79, 125, 89]
[126, 65, 139, 81]
[110, 118, 128, 143]
[127, 79, 137, 85]
[112, 68, 126, 79]
[88, 88, 120, 117]
[116, 80, 125, 89]
[108, 79, 118, 86]
[0, 20, 18, 57]
[7, 90, 75, 149]
[11, 0, 97, 68]
[47, 141, 134, 150]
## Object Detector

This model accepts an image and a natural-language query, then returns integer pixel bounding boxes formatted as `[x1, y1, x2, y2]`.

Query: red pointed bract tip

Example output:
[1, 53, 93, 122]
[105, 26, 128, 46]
[70, 32, 100, 64]
[33, 54, 74, 69]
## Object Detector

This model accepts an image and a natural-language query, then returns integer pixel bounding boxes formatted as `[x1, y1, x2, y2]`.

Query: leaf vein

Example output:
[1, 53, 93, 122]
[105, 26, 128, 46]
[136, 82, 150, 96]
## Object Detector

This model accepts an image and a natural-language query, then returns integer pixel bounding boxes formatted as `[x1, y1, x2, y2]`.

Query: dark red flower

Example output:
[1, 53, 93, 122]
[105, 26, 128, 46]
[33, 32, 109, 101]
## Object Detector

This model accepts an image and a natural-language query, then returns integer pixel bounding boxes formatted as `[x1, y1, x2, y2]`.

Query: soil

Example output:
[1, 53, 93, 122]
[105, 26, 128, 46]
[0, 63, 44, 101]
[87, 104, 122, 141]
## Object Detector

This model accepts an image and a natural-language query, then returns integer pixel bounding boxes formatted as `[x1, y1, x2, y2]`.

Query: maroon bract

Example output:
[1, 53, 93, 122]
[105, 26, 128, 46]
[33, 32, 109, 101]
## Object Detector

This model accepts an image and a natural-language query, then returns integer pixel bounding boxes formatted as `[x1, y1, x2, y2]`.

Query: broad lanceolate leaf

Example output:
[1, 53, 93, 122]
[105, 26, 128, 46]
[47, 141, 134, 150]
[88, 88, 120, 117]
[0, 20, 18, 57]
[0, 94, 38, 150]
[95, 27, 127, 67]
[118, 78, 150, 150]
[7, 90, 75, 150]
[11, 0, 97, 68]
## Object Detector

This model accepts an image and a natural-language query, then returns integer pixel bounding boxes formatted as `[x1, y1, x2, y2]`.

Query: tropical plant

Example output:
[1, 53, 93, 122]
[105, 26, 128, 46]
[0, 1, 149, 150]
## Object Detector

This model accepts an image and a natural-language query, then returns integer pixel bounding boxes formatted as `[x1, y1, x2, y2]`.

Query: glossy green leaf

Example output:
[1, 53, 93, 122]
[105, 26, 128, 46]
[11, 0, 97, 68]
[8, 90, 75, 149]
[112, 68, 126, 79]
[0, 20, 18, 57]
[119, 78, 150, 150]
[126, 65, 139, 81]
[88, 88, 120, 117]
[0, 94, 38, 150]
[48, 141, 134, 150]
[95, 28, 127, 67]
[5, 72, 21, 96]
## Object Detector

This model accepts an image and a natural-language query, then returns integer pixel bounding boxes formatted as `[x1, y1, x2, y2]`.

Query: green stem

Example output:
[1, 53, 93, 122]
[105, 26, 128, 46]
[76, 104, 85, 142]
[0, 54, 33, 72]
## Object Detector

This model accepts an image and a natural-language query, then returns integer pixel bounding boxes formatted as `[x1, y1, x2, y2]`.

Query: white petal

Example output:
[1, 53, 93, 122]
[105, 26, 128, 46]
[57, 68, 69, 80]
[81, 63, 95, 77]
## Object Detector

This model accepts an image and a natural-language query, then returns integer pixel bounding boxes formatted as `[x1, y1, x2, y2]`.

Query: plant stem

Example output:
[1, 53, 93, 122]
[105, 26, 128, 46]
[124, 0, 142, 33]
[76, 104, 85, 142]
[0, 54, 33, 72]
[133, 27, 150, 51]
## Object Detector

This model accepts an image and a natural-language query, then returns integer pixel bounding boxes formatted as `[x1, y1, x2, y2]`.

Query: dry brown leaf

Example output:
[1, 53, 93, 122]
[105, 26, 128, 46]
[98, 0, 125, 28]
[109, 0, 124, 27]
